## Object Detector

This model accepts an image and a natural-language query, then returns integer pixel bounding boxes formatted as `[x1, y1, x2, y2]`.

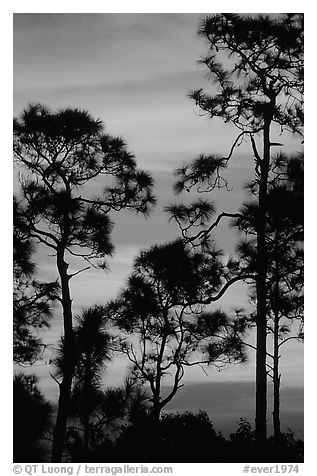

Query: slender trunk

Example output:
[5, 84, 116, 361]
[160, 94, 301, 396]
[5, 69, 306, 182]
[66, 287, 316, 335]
[273, 314, 281, 440]
[255, 115, 271, 455]
[151, 321, 168, 424]
[51, 248, 74, 462]
[152, 365, 162, 424]
[272, 249, 281, 441]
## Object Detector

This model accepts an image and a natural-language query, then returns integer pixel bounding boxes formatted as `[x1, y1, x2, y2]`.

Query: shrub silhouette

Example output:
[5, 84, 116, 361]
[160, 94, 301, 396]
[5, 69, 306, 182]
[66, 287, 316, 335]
[14, 373, 53, 462]
[54, 409, 304, 463]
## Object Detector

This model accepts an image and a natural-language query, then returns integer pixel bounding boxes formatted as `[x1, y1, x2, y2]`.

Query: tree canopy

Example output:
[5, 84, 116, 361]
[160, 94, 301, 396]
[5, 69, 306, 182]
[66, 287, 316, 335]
[14, 103, 156, 268]
[109, 239, 247, 421]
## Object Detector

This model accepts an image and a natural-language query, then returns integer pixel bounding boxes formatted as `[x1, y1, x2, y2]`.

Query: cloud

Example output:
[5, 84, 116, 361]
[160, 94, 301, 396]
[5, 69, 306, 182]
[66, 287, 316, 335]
[14, 14, 204, 93]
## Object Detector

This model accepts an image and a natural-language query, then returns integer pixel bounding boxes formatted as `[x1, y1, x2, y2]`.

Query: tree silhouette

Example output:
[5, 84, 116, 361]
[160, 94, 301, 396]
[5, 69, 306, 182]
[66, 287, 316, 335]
[108, 239, 247, 422]
[14, 196, 58, 364]
[228, 418, 303, 463]
[267, 156, 303, 441]
[66, 379, 150, 462]
[54, 305, 113, 455]
[95, 378, 150, 429]
[13, 103, 156, 462]
[14, 373, 53, 462]
[114, 410, 226, 463]
[167, 13, 303, 452]
[232, 153, 303, 440]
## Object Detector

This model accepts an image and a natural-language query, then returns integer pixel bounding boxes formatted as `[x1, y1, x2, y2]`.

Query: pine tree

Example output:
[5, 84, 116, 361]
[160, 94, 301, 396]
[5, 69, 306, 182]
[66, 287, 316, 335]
[14, 103, 155, 461]
[167, 14, 303, 453]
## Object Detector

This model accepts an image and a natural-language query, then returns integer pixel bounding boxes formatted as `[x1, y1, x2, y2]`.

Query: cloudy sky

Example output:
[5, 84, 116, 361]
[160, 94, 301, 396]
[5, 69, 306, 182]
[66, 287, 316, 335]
[13, 13, 303, 433]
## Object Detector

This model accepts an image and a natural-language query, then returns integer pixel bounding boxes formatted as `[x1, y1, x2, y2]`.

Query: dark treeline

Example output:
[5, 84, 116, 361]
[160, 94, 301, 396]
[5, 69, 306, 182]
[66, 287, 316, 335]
[13, 13, 303, 463]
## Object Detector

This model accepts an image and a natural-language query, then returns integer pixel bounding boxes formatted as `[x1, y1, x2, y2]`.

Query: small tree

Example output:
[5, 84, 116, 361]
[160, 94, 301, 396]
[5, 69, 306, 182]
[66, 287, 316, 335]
[167, 13, 303, 450]
[69, 379, 150, 461]
[109, 239, 247, 422]
[54, 305, 113, 454]
[13, 103, 155, 461]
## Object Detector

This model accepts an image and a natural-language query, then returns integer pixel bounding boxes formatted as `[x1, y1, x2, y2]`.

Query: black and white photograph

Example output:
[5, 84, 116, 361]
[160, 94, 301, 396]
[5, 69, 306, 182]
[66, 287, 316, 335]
[12, 6, 304, 468]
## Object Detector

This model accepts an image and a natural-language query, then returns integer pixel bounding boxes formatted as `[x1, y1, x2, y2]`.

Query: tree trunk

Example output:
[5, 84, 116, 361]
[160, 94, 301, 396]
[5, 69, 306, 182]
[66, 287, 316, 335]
[51, 249, 74, 462]
[255, 115, 271, 455]
[151, 324, 168, 424]
[152, 399, 161, 424]
[272, 233, 282, 443]
[151, 393, 162, 461]
[273, 322, 281, 440]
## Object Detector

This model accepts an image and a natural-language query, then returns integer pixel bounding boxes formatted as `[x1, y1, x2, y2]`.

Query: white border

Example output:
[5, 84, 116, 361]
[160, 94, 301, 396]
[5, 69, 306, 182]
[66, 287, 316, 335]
[4, 2, 313, 473]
